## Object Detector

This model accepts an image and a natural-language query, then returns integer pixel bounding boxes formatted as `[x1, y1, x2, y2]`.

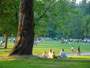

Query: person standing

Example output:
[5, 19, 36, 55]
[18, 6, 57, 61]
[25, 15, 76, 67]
[77, 46, 80, 56]
[71, 46, 75, 55]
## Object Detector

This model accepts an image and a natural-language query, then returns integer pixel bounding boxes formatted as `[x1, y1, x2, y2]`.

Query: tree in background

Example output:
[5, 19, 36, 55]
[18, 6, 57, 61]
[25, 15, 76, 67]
[0, 0, 19, 48]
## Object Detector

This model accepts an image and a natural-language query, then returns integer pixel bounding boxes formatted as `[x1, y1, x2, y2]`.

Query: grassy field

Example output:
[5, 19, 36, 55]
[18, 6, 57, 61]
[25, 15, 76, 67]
[33, 40, 90, 55]
[0, 40, 90, 56]
[0, 40, 90, 68]
[0, 56, 90, 68]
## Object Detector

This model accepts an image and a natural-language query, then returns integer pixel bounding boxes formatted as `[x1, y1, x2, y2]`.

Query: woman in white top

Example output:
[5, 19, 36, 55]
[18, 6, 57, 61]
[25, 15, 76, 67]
[48, 49, 54, 59]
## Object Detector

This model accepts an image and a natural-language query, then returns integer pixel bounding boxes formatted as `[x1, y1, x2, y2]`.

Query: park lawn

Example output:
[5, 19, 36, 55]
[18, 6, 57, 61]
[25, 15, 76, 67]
[33, 40, 90, 55]
[0, 40, 90, 56]
[0, 40, 90, 68]
[0, 56, 90, 68]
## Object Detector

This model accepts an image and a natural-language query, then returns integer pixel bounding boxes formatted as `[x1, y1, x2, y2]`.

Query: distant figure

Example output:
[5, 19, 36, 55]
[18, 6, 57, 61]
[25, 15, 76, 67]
[71, 47, 75, 55]
[77, 46, 80, 55]
[0, 40, 5, 46]
[71, 47, 74, 52]
[48, 49, 54, 59]
[59, 49, 67, 58]
[42, 51, 48, 58]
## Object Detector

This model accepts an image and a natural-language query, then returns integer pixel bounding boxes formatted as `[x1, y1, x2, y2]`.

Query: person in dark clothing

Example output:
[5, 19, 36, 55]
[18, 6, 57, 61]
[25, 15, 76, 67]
[77, 46, 80, 56]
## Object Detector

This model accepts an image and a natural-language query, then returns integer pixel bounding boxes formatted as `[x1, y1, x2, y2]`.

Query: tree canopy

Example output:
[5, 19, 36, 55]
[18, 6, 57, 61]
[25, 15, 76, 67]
[0, 0, 90, 39]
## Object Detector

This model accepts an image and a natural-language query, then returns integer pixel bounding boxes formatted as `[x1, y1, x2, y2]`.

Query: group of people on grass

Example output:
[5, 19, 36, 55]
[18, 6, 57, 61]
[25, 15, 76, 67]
[71, 46, 81, 56]
[41, 48, 67, 59]
[41, 46, 81, 59]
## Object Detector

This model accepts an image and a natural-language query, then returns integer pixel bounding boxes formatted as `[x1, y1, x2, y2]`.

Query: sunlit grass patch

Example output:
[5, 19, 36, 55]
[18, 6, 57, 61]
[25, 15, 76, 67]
[69, 56, 90, 60]
[0, 56, 16, 61]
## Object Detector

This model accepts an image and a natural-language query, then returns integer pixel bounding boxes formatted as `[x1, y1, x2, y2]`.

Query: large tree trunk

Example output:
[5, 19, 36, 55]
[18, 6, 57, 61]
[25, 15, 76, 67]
[10, 0, 34, 55]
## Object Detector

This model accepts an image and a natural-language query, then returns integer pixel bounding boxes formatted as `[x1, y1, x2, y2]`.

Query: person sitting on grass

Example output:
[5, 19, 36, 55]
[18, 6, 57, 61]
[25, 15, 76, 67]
[42, 51, 48, 58]
[53, 51, 57, 59]
[41, 49, 57, 59]
[48, 49, 54, 59]
[58, 48, 67, 58]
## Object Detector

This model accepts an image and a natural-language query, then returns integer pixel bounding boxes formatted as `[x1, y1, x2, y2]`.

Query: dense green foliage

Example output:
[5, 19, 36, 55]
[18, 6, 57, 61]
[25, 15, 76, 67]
[34, 0, 90, 39]
[0, 0, 90, 38]
[0, 0, 19, 35]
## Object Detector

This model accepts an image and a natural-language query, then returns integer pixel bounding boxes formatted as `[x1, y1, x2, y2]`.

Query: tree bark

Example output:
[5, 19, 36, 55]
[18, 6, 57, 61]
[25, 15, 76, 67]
[10, 0, 34, 55]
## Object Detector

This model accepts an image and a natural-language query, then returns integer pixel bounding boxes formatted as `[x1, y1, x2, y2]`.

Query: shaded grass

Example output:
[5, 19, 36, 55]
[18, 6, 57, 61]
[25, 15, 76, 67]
[0, 56, 90, 68]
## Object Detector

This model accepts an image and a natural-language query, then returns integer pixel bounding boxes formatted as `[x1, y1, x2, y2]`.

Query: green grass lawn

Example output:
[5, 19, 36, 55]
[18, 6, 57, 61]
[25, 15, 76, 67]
[33, 40, 90, 55]
[0, 40, 90, 68]
[0, 56, 90, 68]
[0, 40, 90, 56]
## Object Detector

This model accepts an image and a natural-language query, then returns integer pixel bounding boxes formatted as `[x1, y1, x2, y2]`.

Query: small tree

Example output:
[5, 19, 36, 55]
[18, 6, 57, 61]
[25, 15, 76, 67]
[0, 0, 18, 48]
